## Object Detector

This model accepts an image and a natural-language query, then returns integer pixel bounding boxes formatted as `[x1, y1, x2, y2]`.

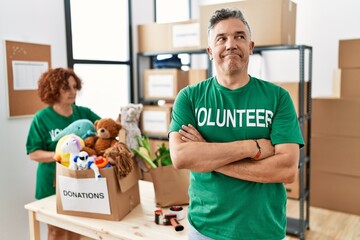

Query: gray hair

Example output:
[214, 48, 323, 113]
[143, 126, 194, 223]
[208, 8, 251, 40]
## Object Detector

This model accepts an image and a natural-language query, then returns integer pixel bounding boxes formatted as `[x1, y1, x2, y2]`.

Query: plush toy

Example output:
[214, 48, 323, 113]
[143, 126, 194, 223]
[104, 142, 134, 179]
[74, 151, 101, 180]
[60, 134, 84, 170]
[119, 103, 143, 152]
[54, 119, 96, 141]
[82, 118, 122, 156]
[54, 134, 85, 167]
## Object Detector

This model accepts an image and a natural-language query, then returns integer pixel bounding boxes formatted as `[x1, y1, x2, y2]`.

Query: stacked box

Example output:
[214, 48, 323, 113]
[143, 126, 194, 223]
[199, 0, 296, 48]
[311, 38, 360, 215]
[138, 20, 201, 53]
[144, 69, 188, 100]
[140, 105, 172, 137]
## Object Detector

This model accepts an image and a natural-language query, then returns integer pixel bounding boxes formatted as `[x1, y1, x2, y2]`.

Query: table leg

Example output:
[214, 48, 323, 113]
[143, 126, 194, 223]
[28, 211, 40, 240]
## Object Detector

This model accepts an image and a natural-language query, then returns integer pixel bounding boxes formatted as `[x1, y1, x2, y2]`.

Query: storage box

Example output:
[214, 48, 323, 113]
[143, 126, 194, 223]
[311, 134, 360, 177]
[311, 169, 360, 215]
[141, 106, 172, 137]
[56, 163, 140, 221]
[338, 39, 360, 68]
[144, 69, 188, 100]
[189, 69, 207, 85]
[285, 167, 306, 199]
[340, 68, 360, 98]
[199, 0, 296, 48]
[312, 98, 360, 137]
[138, 20, 201, 53]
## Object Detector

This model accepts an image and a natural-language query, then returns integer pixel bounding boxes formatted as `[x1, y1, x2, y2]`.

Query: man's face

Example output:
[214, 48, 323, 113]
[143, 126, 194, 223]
[207, 18, 254, 76]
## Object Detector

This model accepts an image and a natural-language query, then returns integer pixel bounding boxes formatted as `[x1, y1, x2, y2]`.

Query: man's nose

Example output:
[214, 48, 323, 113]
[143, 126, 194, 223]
[226, 38, 237, 50]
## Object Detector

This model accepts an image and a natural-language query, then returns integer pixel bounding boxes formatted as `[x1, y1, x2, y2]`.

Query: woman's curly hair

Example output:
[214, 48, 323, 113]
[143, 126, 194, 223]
[37, 68, 82, 105]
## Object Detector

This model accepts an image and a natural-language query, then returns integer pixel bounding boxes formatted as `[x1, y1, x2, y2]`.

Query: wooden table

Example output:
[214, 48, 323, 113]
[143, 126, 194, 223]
[24, 180, 188, 240]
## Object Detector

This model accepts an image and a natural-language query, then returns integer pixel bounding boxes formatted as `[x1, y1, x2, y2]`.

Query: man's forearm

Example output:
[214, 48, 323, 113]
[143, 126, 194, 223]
[216, 144, 300, 184]
[170, 139, 254, 172]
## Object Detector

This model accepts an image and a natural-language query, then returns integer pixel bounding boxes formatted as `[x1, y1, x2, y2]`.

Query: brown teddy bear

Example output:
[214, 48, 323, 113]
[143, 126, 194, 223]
[82, 118, 122, 156]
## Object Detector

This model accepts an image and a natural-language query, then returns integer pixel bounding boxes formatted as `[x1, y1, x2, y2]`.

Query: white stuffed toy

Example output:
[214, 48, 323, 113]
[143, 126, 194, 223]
[120, 103, 143, 152]
[74, 151, 101, 180]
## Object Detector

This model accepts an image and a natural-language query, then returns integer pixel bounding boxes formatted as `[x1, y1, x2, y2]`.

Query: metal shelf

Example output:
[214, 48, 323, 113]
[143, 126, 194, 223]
[136, 44, 312, 240]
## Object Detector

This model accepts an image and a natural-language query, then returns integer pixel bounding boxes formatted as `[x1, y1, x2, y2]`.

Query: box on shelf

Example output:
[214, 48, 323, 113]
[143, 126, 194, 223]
[199, 0, 296, 48]
[189, 69, 207, 85]
[312, 98, 360, 137]
[311, 169, 360, 215]
[141, 105, 172, 137]
[273, 81, 309, 117]
[138, 20, 201, 53]
[285, 167, 306, 199]
[338, 39, 360, 69]
[311, 134, 360, 177]
[340, 68, 360, 98]
[144, 69, 188, 100]
[56, 162, 140, 221]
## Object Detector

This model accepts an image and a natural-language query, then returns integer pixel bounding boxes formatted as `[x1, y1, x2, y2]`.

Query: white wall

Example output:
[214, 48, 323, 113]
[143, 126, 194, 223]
[0, 0, 359, 239]
[0, 0, 67, 239]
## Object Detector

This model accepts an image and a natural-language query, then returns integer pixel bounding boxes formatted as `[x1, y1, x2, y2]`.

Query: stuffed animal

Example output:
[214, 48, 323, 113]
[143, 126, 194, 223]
[74, 151, 101, 180]
[54, 119, 96, 141]
[82, 118, 122, 156]
[54, 134, 85, 167]
[60, 134, 84, 170]
[119, 103, 143, 152]
[104, 142, 134, 179]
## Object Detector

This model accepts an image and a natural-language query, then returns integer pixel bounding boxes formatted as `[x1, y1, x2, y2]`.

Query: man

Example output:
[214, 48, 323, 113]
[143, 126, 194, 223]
[168, 8, 304, 240]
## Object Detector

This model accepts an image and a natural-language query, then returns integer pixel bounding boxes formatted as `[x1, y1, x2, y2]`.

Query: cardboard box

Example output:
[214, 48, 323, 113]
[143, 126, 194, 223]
[339, 39, 360, 69]
[311, 134, 360, 177]
[273, 82, 309, 117]
[189, 69, 207, 85]
[138, 20, 201, 52]
[311, 169, 360, 215]
[312, 98, 360, 137]
[285, 167, 307, 199]
[340, 68, 360, 98]
[144, 69, 188, 100]
[141, 106, 172, 137]
[199, 0, 296, 48]
[56, 163, 140, 221]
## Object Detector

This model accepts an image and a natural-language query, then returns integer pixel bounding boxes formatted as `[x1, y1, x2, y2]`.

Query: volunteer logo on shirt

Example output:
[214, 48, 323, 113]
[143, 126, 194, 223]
[195, 107, 273, 128]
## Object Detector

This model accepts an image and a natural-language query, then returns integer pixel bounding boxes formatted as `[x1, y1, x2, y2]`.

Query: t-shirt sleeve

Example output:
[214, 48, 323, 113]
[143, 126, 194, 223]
[270, 88, 305, 148]
[169, 87, 197, 134]
[26, 115, 46, 154]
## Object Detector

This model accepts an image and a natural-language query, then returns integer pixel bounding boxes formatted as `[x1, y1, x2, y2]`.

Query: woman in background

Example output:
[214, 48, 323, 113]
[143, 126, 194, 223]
[26, 67, 101, 240]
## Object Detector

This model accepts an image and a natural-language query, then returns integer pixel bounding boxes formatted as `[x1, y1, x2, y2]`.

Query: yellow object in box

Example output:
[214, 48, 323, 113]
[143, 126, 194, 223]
[144, 69, 188, 100]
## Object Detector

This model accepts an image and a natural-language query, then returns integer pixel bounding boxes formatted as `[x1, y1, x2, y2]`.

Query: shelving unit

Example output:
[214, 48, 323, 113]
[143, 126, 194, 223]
[136, 44, 312, 239]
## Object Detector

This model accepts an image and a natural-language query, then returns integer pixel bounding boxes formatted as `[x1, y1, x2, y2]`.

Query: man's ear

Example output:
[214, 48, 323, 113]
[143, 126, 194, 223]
[249, 41, 255, 55]
[207, 47, 213, 60]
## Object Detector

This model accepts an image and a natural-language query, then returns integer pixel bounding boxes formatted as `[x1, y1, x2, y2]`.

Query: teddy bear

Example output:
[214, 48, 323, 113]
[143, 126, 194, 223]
[118, 103, 143, 152]
[82, 118, 122, 156]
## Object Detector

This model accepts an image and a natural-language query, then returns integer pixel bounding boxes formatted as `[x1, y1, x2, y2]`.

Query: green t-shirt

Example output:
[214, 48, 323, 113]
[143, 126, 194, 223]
[26, 104, 100, 200]
[169, 76, 304, 240]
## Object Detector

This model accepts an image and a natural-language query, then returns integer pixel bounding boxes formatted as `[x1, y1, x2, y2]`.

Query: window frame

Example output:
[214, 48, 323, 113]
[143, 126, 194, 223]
[64, 0, 135, 102]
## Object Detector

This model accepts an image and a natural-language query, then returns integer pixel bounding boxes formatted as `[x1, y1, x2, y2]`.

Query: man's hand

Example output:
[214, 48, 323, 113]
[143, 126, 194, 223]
[179, 124, 206, 142]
